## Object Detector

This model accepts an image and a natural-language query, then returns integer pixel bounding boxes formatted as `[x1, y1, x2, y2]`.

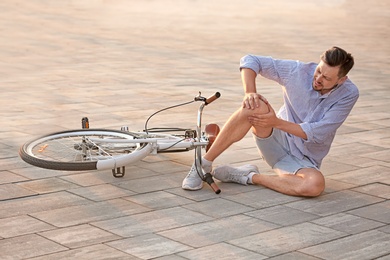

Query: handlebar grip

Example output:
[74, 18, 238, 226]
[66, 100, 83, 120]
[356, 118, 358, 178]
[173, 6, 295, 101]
[205, 92, 221, 105]
[204, 173, 221, 194]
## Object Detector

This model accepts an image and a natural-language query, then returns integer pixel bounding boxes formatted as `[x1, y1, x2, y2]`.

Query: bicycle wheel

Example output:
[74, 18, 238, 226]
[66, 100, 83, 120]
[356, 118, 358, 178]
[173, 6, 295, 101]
[19, 129, 153, 171]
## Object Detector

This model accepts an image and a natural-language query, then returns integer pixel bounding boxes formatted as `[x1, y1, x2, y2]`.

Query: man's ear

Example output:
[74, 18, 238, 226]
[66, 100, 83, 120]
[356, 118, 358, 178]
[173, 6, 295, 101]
[338, 75, 348, 85]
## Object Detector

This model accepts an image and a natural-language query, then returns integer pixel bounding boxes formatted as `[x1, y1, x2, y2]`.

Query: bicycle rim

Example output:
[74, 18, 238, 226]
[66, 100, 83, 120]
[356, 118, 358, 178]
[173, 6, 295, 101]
[19, 129, 150, 171]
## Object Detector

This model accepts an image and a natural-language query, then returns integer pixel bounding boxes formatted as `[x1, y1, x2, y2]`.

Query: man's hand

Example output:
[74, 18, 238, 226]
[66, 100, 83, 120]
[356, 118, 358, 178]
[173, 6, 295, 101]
[242, 93, 268, 110]
[248, 102, 279, 128]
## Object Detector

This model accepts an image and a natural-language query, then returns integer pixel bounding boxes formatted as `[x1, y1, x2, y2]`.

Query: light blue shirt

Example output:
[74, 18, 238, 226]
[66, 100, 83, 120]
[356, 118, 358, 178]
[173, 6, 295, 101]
[240, 55, 359, 167]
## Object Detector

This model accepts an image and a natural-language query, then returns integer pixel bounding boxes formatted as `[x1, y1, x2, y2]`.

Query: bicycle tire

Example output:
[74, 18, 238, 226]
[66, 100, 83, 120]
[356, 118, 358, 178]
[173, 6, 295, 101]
[19, 129, 152, 171]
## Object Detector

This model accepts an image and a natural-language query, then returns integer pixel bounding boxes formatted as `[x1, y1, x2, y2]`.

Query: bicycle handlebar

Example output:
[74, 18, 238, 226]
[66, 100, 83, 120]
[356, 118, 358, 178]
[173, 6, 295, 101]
[195, 92, 221, 105]
[205, 92, 221, 105]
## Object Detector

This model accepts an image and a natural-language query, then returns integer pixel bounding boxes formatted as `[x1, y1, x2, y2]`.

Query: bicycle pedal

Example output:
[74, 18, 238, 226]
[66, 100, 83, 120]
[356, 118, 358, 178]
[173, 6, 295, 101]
[184, 130, 197, 138]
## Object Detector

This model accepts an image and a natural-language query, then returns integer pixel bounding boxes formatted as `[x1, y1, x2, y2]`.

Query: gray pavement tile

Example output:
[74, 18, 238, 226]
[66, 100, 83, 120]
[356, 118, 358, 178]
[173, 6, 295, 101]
[300, 230, 390, 260]
[0, 191, 91, 218]
[59, 167, 159, 186]
[245, 205, 319, 226]
[107, 234, 192, 259]
[178, 242, 268, 259]
[224, 188, 303, 209]
[154, 256, 187, 260]
[91, 207, 212, 237]
[31, 198, 151, 228]
[39, 224, 120, 249]
[352, 183, 390, 199]
[228, 223, 347, 257]
[167, 186, 225, 202]
[363, 149, 390, 162]
[28, 244, 138, 260]
[311, 213, 386, 234]
[0, 170, 27, 184]
[135, 160, 191, 174]
[286, 190, 384, 217]
[182, 198, 254, 218]
[16, 177, 80, 194]
[267, 252, 322, 260]
[123, 190, 193, 209]
[320, 159, 361, 176]
[348, 200, 390, 224]
[0, 183, 37, 200]
[0, 215, 54, 238]
[158, 215, 279, 248]
[68, 183, 136, 201]
[328, 166, 390, 186]
[10, 167, 73, 180]
[114, 174, 183, 193]
[0, 234, 67, 260]
[378, 225, 390, 234]
[322, 179, 358, 194]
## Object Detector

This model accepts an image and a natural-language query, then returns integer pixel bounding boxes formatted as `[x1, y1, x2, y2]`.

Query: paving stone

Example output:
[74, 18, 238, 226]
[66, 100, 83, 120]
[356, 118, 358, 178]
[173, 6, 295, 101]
[9, 167, 73, 179]
[0, 191, 91, 218]
[0, 183, 37, 200]
[59, 167, 159, 187]
[286, 190, 385, 216]
[68, 183, 136, 201]
[16, 177, 80, 194]
[92, 207, 212, 237]
[182, 198, 254, 218]
[347, 200, 390, 224]
[352, 183, 390, 199]
[300, 230, 390, 260]
[228, 223, 346, 257]
[267, 252, 322, 260]
[178, 242, 268, 259]
[39, 224, 120, 249]
[31, 198, 151, 227]
[114, 174, 183, 193]
[224, 188, 303, 209]
[28, 244, 137, 260]
[0, 170, 27, 184]
[107, 234, 192, 259]
[311, 213, 386, 234]
[327, 165, 390, 185]
[158, 215, 279, 248]
[0, 234, 67, 260]
[246, 205, 320, 226]
[0, 215, 54, 238]
[322, 179, 358, 194]
[123, 190, 193, 209]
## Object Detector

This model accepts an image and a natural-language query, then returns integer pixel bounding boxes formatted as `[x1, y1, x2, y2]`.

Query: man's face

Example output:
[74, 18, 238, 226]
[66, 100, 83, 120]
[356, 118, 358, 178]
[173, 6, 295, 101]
[313, 61, 347, 95]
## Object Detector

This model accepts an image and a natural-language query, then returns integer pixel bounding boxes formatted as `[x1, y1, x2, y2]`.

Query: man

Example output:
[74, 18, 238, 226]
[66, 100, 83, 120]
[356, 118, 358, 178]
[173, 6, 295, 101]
[182, 46, 358, 197]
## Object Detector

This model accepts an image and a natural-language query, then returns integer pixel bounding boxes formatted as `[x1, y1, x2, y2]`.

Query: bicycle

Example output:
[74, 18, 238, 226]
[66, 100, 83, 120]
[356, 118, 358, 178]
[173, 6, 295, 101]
[19, 92, 222, 194]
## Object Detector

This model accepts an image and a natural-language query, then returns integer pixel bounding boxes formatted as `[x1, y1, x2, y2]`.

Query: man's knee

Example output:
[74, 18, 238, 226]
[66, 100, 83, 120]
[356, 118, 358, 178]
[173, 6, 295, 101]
[239, 99, 269, 116]
[296, 169, 325, 197]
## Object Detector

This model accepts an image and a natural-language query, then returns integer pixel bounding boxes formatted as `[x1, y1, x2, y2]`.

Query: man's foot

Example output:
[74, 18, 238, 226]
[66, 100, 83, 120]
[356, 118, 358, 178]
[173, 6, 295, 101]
[182, 163, 204, 190]
[213, 164, 259, 185]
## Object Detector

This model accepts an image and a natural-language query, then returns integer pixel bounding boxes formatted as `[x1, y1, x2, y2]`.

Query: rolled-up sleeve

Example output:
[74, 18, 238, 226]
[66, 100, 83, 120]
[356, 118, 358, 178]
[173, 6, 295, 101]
[299, 90, 359, 144]
[240, 55, 299, 86]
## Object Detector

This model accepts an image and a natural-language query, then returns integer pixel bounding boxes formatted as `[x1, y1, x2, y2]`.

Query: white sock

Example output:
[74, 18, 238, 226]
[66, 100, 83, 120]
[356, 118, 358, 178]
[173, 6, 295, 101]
[246, 172, 257, 184]
[202, 157, 213, 173]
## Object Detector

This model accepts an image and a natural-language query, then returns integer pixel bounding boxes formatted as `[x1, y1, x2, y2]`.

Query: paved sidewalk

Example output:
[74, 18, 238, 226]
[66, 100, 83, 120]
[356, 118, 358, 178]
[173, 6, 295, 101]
[0, 0, 389, 259]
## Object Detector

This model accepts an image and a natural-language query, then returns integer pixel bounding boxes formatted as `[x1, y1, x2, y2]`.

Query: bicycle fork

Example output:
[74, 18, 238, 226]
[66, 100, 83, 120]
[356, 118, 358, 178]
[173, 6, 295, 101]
[195, 92, 221, 194]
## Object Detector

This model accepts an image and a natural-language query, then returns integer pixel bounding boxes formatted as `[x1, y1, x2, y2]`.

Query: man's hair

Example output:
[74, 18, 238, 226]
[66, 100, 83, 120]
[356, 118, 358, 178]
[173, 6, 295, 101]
[321, 46, 354, 78]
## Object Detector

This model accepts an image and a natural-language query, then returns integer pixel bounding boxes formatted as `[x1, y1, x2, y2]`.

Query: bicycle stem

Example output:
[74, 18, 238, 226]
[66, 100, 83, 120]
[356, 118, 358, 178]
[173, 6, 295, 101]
[195, 92, 221, 194]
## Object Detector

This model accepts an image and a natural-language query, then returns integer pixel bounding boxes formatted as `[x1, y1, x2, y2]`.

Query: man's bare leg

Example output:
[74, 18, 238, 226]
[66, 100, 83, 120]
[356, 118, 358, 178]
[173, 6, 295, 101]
[251, 168, 325, 197]
[208, 101, 325, 197]
[204, 103, 272, 162]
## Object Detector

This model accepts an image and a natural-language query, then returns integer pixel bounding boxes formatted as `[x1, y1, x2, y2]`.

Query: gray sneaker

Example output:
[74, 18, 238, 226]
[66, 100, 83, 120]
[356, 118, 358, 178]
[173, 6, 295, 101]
[182, 163, 204, 190]
[213, 164, 259, 185]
